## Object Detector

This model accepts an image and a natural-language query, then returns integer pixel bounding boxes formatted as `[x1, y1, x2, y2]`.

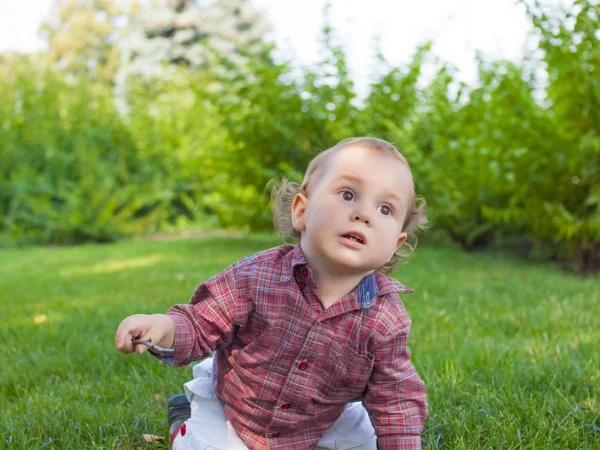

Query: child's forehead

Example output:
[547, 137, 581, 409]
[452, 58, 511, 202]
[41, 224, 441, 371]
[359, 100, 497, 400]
[326, 146, 408, 177]
[313, 147, 411, 195]
[334, 144, 401, 162]
[304, 144, 413, 196]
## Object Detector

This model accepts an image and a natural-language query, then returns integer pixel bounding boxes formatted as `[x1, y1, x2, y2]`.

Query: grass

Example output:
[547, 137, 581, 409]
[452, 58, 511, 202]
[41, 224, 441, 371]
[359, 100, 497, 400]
[1, 234, 599, 449]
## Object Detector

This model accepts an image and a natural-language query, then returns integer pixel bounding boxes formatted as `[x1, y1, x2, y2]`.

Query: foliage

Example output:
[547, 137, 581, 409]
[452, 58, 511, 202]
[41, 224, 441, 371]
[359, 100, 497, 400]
[0, 59, 167, 245]
[300, 3, 361, 145]
[116, 0, 269, 85]
[430, 58, 552, 251]
[503, 0, 600, 272]
[1, 0, 599, 271]
[204, 48, 307, 230]
[38, 0, 131, 83]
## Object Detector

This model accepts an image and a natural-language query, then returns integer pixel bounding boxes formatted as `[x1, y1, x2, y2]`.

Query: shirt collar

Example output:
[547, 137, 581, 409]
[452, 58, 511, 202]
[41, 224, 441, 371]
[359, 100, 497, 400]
[281, 244, 413, 309]
[357, 273, 377, 309]
[290, 243, 307, 273]
[279, 244, 306, 282]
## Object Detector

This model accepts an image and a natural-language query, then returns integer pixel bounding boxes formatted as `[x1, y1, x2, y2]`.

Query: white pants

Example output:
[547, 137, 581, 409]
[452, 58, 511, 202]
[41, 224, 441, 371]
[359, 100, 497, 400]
[172, 358, 377, 450]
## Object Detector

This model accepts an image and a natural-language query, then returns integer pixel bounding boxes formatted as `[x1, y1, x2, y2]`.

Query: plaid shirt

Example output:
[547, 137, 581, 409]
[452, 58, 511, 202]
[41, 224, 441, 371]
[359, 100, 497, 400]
[165, 244, 428, 449]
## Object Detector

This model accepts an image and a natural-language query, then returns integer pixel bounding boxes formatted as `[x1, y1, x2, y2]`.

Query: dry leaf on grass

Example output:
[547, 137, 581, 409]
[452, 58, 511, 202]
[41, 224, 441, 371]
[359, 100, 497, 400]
[34, 314, 47, 325]
[142, 434, 163, 443]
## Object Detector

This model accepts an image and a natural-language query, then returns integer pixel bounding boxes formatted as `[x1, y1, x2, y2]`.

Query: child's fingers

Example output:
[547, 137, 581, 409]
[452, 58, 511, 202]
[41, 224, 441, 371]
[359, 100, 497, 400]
[133, 331, 155, 355]
[118, 332, 136, 354]
[115, 315, 148, 354]
[115, 332, 132, 353]
[115, 328, 136, 353]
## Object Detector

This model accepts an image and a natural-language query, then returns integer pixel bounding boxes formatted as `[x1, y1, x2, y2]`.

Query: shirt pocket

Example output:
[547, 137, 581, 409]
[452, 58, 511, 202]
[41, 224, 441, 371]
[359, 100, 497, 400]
[315, 340, 375, 404]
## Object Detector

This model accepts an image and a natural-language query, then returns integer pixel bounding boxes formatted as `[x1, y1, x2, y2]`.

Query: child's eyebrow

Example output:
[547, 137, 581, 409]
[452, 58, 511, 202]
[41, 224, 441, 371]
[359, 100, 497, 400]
[383, 191, 403, 207]
[339, 174, 363, 185]
[338, 175, 403, 206]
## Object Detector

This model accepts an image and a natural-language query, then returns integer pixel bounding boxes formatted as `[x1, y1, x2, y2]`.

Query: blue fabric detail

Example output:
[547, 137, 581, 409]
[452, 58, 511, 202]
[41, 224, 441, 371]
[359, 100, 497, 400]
[358, 273, 378, 309]
[160, 355, 176, 366]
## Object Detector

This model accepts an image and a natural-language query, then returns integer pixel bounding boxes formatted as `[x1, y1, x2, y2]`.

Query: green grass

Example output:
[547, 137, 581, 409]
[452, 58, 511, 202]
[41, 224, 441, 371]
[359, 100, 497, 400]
[1, 235, 599, 449]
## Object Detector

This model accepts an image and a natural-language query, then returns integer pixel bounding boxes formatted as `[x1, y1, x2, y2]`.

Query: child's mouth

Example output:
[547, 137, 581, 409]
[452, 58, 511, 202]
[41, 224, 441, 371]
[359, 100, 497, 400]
[341, 234, 364, 245]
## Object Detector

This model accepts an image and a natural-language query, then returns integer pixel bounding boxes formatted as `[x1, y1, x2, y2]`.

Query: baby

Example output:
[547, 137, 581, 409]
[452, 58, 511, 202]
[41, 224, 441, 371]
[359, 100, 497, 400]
[115, 137, 429, 449]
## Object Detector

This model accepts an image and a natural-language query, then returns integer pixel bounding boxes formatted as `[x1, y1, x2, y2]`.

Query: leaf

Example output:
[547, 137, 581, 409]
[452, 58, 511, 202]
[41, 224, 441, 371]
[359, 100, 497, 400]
[142, 434, 163, 443]
[33, 314, 47, 325]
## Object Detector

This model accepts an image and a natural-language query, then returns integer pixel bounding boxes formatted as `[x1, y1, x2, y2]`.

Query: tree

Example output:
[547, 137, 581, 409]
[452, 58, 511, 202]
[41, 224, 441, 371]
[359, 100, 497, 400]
[38, 0, 135, 83]
[116, 0, 270, 82]
[507, 0, 600, 272]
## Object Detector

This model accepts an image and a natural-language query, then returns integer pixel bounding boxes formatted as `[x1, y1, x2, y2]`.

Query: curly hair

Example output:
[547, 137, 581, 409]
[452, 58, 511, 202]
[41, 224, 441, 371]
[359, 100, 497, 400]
[268, 137, 428, 274]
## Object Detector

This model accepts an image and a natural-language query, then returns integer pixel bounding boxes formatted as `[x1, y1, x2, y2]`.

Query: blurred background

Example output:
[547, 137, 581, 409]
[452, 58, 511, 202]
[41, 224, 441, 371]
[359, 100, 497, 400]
[0, 0, 598, 273]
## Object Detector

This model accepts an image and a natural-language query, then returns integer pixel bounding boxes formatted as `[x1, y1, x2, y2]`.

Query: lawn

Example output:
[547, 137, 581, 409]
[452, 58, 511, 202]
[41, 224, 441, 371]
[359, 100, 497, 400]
[1, 234, 599, 449]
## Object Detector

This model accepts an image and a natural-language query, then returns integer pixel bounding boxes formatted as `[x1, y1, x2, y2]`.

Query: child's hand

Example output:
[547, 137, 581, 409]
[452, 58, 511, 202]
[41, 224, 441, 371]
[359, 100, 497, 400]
[114, 314, 175, 355]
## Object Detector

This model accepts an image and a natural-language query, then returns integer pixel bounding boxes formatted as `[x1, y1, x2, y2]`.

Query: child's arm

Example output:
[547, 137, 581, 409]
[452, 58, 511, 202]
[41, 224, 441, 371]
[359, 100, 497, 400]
[115, 260, 251, 367]
[363, 324, 428, 450]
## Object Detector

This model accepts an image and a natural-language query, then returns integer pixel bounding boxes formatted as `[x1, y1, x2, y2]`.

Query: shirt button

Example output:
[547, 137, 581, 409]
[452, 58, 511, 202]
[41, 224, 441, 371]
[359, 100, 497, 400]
[299, 361, 308, 370]
[298, 281, 306, 290]
[281, 402, 291, 409]
[301, 268, 309, 277]
[269, 432, 280, 438]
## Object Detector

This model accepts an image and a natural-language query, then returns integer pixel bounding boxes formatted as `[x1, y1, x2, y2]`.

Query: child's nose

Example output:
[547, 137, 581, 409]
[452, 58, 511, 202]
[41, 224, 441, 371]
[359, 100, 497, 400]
[351, 202, 372, 224]
[352, 209, 371, 225]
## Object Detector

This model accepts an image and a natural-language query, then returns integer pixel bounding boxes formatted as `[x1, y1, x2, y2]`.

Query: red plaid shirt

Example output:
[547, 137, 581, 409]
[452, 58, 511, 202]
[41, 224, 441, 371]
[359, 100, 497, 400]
[164, 244, 428, 449]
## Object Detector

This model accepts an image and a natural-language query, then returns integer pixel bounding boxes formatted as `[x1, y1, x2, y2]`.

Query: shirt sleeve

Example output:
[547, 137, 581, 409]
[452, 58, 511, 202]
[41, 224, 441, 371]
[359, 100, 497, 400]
[164, 261, 253, 367]
[363, 320, 428, 450]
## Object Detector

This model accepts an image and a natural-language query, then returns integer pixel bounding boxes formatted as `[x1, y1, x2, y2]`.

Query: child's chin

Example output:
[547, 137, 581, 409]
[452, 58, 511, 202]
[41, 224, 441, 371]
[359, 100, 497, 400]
[330, 255, 372, 272]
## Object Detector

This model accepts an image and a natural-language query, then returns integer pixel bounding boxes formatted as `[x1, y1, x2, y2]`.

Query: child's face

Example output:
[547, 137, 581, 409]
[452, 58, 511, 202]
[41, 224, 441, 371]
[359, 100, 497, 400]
[292, 146, 412, 275]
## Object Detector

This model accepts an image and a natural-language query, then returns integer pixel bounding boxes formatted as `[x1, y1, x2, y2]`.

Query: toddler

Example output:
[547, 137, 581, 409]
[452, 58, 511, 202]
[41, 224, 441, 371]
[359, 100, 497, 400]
[115, 137, 429, 449]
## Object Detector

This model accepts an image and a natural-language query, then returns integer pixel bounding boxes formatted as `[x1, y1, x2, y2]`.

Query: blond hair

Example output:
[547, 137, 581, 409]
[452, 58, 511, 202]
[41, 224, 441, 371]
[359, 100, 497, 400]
[268, 137, 428, 274]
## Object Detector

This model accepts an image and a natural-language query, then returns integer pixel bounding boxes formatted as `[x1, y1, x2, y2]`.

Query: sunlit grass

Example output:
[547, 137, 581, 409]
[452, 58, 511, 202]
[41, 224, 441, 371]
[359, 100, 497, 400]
[60, 254, 170, 276]
[1, 235, 599, 449]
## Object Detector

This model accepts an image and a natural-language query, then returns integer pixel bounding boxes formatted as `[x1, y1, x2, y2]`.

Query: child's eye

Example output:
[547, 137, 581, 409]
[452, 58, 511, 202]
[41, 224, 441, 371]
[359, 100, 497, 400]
[341, 190, 355, 201]
[379, 204, 393, 216]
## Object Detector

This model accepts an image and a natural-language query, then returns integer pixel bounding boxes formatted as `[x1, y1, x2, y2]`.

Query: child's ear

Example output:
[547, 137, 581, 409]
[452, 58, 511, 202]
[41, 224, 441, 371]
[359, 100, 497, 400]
[291, 193, 308, 232]
[396, 232, 408, 250]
